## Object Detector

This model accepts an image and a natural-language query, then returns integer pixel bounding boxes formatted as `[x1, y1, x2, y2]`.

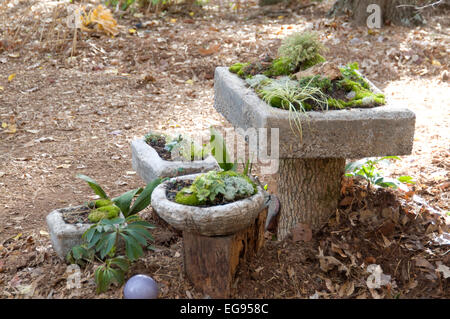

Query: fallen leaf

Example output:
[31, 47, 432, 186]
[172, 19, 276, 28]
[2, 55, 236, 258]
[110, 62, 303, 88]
[198, 44, 221, 56]
[13, 233, 22, 241]
[324, 278, 335, 292]
[338, 281, 355, 297]
[39, 230, 49, 237]
[414, 257, 434, 270]
[436, 264, 450, 278]
[317, 248, 349, 275]
[8, 73, 16, 82]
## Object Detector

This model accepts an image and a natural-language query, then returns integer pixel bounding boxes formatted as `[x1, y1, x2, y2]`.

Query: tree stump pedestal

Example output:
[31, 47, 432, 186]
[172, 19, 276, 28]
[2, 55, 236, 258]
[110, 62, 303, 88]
[183, 207, 267, 298]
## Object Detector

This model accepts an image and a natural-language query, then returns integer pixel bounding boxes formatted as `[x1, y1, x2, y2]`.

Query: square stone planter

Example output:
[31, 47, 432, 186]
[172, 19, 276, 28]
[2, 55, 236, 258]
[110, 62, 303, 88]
[213, 66, 416, 239]
[46, 205, 92, 259]
[131, 138, 219, 183]
[214, 67, 415, 159]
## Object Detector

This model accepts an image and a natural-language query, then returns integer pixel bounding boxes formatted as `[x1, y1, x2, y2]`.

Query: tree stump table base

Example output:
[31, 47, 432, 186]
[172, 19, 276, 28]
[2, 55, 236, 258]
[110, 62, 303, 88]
[182, 207, 267, 298]
[277, 158, 345, 240]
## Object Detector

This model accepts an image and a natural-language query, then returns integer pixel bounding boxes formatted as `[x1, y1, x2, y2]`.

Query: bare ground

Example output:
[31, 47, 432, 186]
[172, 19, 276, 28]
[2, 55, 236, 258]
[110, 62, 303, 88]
[0, 0, 449, 299]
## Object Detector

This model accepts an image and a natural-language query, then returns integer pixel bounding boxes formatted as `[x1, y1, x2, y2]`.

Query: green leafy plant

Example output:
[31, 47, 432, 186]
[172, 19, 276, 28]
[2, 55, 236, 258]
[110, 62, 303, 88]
[209, 127, 237, 171]
[68, 215, 155, 293]
[94, 256, 130, 294]
[77, 174, 161, 219]
[175, 171, 257, 206]
[345, 156, 415, 190]
[277, 32, 326, 71]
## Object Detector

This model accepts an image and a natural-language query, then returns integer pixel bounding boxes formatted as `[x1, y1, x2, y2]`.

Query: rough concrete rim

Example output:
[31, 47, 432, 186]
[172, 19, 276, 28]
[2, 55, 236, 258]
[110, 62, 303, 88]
[131, 138, 219, 183]
[151, 173, 265, 236]
[46, 205, 93, 258]
[213, 66, 416, 158]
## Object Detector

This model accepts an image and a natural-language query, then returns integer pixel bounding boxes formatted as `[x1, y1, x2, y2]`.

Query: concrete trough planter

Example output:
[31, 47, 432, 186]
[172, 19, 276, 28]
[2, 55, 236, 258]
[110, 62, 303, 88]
[151, 174, 267, 298]
[214, 67, 416, 240]
[131, 138, 219, 183]
[47, 206, 125, 259]
[46, 205, 92, 259]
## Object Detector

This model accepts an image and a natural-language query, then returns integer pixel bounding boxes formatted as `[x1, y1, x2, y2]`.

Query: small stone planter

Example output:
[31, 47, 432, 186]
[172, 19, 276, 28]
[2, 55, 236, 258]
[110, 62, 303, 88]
[151, 174, 267, 298]
[46, 205, 92, 259]
[214, 67, 416, 240]
[131, 138, 219, 183]
[47, 206, 125, 259]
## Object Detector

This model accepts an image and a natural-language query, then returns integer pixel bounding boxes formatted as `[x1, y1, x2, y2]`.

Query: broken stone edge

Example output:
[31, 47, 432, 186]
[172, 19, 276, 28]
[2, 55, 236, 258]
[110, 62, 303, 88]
[151, 174, 265, 236]
[214, 67, 416, 159]
[46, 205, 92, 259]
[131, 138, 219, 183]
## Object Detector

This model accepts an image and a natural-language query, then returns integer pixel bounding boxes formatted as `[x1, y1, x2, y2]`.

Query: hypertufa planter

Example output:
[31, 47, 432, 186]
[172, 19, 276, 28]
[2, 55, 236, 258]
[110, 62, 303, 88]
[46, 205, 125, 259]
[213, 67, 416, 240]
[46, 205, 92, 259]
[151, 174, 267, 298]
[131, 138, 219, 183]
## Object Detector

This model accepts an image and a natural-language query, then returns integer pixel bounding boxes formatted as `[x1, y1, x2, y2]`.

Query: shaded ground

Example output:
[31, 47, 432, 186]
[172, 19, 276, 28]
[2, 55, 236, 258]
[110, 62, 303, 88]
[0, 0, 449, 298]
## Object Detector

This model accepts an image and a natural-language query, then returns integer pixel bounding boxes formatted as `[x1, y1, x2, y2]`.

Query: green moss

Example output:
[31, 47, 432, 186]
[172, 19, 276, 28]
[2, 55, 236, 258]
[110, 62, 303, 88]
[301, 54, 326, 70]
[299, 75, 332, 92]
[229, 63, 244, 74]
[174, 187, 201, 206]
[328, 79, 386, 109]
[88, 205, 120, 223]
[264, 57, 294, 77]
[327, 98, 346, 109]
[95, 199, 113, 208]
[237, 63, 251, 77]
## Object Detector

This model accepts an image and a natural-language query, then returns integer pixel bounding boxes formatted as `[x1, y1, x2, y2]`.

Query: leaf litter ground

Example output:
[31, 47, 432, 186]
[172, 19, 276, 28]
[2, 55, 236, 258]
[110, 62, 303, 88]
[0, 0, 448, 299]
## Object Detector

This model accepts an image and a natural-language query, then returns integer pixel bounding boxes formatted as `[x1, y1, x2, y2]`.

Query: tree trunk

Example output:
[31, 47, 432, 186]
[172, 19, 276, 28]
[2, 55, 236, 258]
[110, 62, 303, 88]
[183, 208, 267, 298]
[277, 158, 345, 240]
[328, 0, 424, 27]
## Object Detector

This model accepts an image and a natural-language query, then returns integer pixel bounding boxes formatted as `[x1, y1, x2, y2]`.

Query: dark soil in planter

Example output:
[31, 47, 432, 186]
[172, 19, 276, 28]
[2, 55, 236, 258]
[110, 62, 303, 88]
[146, 135, 172, 161]
[61, 206, 92, 224]
[165, 179, 253, 207]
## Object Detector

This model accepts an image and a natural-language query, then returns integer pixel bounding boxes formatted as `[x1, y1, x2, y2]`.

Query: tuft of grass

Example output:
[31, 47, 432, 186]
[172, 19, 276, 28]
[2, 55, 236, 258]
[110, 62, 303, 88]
[257, 77, 328, 138]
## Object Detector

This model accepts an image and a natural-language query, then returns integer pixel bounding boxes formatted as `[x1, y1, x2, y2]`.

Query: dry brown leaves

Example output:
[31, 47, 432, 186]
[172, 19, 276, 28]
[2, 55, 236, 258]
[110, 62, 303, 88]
[0, 0, 448, 299]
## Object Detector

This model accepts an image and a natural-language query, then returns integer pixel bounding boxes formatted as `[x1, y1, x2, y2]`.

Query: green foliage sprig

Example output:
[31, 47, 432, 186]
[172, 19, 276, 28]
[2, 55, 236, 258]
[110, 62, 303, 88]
[68, 215, 155, 294]
[77, 174, 161, 218]
[345, 156, 415, 190]
[175, 171, 257, 206]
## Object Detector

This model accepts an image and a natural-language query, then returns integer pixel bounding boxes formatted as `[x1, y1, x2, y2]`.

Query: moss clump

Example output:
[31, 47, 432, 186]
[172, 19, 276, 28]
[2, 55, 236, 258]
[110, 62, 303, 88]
[277, 32, 326, 72]
[94, 199, 113, 208]
[301, 54, 326, 70]
[88, 205, 120, 223]
[237, 63, 251, 77]
[299, 75, 332, 92]
[229, 63, 244, 74]
[174, 188, 201, 206]
[339, 79, 385, 106]
[264, 57, 294, 77]
[327, 98, 346, 109]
